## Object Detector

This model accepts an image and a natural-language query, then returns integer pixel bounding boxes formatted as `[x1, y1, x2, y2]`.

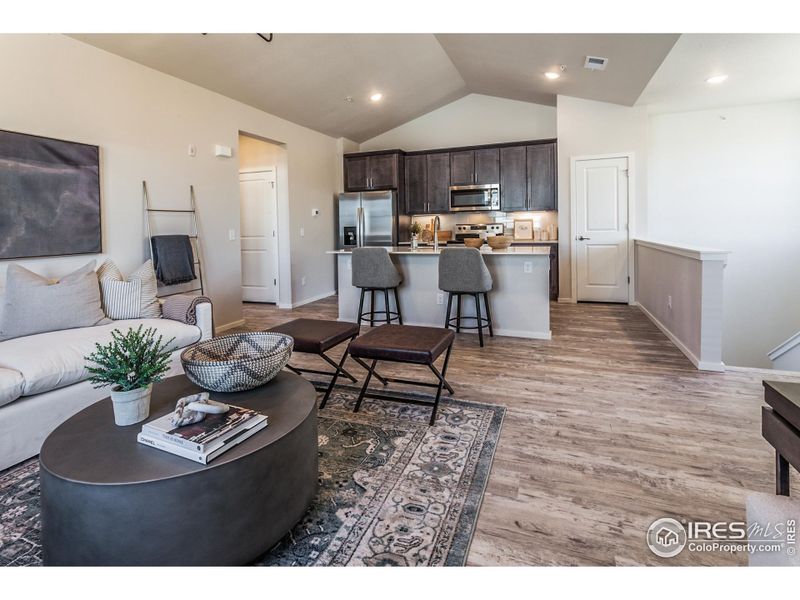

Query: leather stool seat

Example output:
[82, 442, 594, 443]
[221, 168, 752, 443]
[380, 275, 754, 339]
[349, 325, 455, 365]
[268, 318, 359, 354]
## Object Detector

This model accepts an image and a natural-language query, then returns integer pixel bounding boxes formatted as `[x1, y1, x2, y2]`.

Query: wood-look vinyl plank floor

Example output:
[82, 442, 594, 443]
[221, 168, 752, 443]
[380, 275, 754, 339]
[236, 297, 800, 566]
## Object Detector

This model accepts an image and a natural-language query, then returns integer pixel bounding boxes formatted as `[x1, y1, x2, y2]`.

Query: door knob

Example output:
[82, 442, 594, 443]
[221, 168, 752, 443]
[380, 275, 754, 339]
[577, 236, 591, 241]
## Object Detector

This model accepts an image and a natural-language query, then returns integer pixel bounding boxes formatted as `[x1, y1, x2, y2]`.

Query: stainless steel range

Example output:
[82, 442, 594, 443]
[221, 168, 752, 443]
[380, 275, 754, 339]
[453, 223, 504, 242]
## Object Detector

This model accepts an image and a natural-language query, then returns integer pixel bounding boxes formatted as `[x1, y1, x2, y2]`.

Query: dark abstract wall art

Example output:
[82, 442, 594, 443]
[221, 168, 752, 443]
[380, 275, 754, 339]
[0, 129, 101, 260]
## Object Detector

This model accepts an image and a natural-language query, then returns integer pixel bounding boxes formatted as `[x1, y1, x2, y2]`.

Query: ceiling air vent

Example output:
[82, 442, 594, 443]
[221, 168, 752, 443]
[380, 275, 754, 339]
[584, 56, 608, 71]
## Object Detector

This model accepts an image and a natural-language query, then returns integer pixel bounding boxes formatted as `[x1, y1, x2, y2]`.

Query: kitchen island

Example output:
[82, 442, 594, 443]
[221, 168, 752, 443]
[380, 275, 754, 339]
[327, 246, 551, 339]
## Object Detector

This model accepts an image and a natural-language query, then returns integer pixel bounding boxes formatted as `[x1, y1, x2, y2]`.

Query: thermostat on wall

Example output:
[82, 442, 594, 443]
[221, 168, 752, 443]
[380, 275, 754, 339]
[214, 144, 233, 158]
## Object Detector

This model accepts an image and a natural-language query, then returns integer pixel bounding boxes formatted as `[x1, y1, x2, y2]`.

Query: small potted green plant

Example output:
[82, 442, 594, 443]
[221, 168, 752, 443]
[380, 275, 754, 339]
[410, 221, 423, 249]
[85, 325, 175, 426]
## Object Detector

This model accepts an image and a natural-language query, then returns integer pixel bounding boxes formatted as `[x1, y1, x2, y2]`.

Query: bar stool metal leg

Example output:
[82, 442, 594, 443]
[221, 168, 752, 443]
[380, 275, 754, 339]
[456, 294, 462, 333]
[384, 289, 391, 325]
[370, 290, 375, 326]
[474, 293, 484, 347]
[393, 288, 403, 325]
[444, 292, 453, 329]
[357, 289, 366, 327]
[483, 292, 494, 337]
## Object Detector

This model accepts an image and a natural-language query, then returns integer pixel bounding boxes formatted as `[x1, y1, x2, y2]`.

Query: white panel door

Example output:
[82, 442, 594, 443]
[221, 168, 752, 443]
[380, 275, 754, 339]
[239, 170, 278, 303]
[575, 157, 629, 302]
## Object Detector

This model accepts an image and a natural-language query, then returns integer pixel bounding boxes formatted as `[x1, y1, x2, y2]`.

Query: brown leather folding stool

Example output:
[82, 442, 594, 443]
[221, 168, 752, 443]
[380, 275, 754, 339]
[266, 318, 383, 408]
[345, 324, 455, 425]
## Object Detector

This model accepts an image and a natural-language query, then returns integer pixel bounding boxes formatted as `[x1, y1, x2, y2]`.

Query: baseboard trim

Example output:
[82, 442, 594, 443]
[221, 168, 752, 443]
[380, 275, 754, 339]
[216, 319, 246, 333]
[725, 365, 800, 376]
[279, 290, 336, 310]
[635, 303, 725, 372]
[557, 297, 575, 304]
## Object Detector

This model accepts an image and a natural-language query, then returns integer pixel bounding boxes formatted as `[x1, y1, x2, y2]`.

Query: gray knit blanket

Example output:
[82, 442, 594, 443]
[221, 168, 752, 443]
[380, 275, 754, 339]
[161, 294, 211, 325]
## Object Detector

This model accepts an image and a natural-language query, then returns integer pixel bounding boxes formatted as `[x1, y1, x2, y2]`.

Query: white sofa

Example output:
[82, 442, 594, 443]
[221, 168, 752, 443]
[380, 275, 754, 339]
[0, 300, 213, 471]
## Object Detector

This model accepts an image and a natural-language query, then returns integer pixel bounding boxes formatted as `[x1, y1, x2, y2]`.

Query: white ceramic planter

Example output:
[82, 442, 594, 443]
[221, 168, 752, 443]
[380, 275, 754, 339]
[110, 384, 152, 426]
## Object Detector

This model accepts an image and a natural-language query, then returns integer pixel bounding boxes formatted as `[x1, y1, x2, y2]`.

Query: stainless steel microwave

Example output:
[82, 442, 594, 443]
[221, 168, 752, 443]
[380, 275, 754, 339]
[449, 184, 500, 212]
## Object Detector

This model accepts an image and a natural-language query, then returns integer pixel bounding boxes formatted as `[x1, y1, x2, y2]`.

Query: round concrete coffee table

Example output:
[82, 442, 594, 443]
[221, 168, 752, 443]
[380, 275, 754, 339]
[39, 372, 318, 566]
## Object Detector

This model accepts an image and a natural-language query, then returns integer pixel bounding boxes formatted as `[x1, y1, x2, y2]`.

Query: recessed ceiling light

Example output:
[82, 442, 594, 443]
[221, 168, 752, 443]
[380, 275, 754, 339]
[706, 74, 728, 84]
[544, 72, 560, 80]
[370, 93, 383, 102]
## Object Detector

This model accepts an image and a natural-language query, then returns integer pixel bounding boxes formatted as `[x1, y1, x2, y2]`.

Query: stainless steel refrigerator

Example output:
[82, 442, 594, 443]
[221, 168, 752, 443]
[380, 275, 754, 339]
[337, 191, 398, 248]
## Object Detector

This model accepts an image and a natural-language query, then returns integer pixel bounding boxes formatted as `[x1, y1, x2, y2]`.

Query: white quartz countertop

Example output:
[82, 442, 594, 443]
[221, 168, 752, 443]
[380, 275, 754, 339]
[328, 246, 551, 256]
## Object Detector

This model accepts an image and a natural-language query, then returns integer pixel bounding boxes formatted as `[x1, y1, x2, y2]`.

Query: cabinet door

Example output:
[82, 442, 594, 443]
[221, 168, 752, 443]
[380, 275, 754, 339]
[404, 154, 427, 214]
[426, 153, 451, 213]
[344, 156, 369, 191]
[367, 154, 398, 189]
[449, 151, 474, 186]
[474, 148, 499, 185]
[500, 145, 527, 211]
[527, 142, 557, 211]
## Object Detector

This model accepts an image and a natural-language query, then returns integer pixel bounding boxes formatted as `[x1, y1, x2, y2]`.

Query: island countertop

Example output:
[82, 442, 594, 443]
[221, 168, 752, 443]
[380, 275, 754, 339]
[327, 245, 551, 256]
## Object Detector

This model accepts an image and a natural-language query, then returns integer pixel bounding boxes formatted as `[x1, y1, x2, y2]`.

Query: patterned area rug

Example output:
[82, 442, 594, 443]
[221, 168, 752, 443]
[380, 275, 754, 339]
[0, 385, 504, 567]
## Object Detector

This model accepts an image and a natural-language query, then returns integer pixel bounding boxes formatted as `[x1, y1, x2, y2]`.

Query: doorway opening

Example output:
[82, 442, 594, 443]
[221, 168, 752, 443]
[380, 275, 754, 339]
[569, 153, 634, 304]
[238, 133, 288, 305]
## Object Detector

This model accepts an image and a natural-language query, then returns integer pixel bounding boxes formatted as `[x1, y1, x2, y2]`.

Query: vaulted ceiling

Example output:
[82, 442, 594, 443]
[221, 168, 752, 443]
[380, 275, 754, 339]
[71, 33, 680, 142]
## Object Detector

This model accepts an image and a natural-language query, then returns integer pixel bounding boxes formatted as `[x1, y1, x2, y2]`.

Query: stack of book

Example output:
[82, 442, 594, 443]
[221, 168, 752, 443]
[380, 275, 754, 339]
[137, 405, 268, 464]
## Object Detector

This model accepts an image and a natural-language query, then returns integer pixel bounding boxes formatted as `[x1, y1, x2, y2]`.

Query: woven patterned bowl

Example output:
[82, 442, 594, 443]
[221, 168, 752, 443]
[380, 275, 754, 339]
[180, 332, 294, 392]
[463, 238, 484, 248]
[487, 235, 512, 249]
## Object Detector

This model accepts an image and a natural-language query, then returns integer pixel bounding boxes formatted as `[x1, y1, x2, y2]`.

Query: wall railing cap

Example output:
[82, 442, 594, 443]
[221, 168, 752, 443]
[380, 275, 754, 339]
[634, 239, 731, 262]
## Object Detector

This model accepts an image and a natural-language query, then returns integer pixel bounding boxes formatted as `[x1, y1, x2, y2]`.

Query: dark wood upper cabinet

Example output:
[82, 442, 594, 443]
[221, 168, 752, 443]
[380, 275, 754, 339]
[404, 154, 427, 215]
[450, 148, 499, 186]
[368, 154, 398, 189]
[527, 142, 557, 211]
[343, 151, 401, 191]
[344, 155, 369, 191]
[474, 148, 499, 185]
[449, 151, 474, 186]
[426, 153, 450, 213]
[500, 145, 527, 212]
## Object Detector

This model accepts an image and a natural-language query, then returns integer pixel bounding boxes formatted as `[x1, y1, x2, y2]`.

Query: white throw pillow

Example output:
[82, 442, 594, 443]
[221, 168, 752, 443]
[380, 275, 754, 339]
[97, 259, 161, 319]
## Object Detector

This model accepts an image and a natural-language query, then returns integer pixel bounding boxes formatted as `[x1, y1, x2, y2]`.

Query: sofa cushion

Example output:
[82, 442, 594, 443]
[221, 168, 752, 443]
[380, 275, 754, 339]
[0, 261, 107, 342]
[97, 259, 161, 319]
[0, 367, 24, 408]
[0, 319, 201, 397]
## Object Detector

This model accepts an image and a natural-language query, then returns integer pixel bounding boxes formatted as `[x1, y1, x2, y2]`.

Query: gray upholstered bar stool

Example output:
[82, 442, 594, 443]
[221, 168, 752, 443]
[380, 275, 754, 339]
[439, 247, 494, 347]
[352, 247, 403, 326]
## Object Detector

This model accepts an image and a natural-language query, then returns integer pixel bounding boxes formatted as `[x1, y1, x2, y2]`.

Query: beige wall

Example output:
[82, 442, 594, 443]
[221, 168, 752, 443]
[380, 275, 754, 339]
[556, 95, 649, 300]
[359, 93, 556, 152]
[647, 101, 800, 368]
[0, 34, 340, 326]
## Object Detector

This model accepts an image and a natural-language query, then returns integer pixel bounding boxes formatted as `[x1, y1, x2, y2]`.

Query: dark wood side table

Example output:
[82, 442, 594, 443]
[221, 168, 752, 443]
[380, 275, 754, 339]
[762, 380, 800, 496]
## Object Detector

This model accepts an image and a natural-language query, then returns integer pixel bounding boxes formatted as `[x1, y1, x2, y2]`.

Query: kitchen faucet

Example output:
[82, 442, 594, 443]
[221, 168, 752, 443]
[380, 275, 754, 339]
[433, 216, 441, 252]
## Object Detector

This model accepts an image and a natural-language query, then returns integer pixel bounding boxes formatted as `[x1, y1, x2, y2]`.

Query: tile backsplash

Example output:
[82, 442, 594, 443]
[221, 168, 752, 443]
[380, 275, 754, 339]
[409, 211, 558, 240]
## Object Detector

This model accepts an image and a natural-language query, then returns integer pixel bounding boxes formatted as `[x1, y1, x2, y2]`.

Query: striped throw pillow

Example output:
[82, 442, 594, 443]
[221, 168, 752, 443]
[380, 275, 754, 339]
[97, 260, 161, 320]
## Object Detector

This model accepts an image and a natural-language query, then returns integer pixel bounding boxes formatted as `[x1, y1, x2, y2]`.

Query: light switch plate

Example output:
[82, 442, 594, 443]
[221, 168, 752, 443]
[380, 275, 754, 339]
[300, 227, 305, 237]
[524, 261, 532, 273]
[228, 229, 236, 241]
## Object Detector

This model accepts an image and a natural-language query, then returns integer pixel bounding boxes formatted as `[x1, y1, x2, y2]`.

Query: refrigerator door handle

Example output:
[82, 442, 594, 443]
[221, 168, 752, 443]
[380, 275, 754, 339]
[356, 206, 364, 247]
